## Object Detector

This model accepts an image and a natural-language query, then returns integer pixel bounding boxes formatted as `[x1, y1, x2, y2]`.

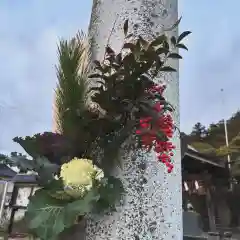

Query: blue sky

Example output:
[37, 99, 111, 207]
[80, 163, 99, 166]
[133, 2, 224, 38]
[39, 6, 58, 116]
[0, 0, 239, 154]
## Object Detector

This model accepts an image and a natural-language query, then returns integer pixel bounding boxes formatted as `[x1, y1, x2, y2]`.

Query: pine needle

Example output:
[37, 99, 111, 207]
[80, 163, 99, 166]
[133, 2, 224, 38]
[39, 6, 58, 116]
[54, 31, 91, 136]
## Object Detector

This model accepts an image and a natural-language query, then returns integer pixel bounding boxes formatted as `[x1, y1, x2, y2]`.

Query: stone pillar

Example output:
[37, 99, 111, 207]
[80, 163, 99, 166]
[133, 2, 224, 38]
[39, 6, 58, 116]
[86, 0, 182, 239]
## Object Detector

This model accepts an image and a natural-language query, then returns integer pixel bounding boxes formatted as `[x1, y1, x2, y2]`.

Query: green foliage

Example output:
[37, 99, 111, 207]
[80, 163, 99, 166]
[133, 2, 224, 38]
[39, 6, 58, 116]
[190, 122, 207, 140]
[6, 20, 190, 171]
[95, 176, 124, 212]
[215, 134, 240, 158]
[25, 188, 99, 240]
[0, 138, 123, 240]
[184, 110, 240, 177]
[25, 176, 123, 240]
[54, 32, 101, 161]
[89, 19, 189, 167]
[0, 149, 124, 240]
[55, 31, 89, 136]
[190, 142, 216, 155]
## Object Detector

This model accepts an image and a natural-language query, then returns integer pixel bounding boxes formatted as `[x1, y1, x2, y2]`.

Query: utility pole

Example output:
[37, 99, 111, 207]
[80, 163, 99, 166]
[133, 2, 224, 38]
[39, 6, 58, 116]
[221, 88, 232, 190]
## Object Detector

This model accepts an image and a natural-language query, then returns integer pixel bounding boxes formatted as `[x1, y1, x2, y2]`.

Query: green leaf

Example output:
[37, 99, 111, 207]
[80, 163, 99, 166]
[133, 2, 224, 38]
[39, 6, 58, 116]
[55, 32, 89, 137]
[123, 53, 135, 69]
[170, 36, 177, 45]
[123, 19, 129, 36]
[97, 176, 124, 211]
[26, 189, 65, 240]
[155, 47, 169, 55]
[161, 66, 177, 72]
[65, 190, 100, 220]
[115, 53, 122, 64]
[176, 43, 188, 51]
[123, 43, 136, 51]
[35, 157, 59, 186]
[13, 136, 39, 159]
[153, 57, 164, 75]
[163, 40, 169, 50]
[26, 189, 100, 240]
[100, 121, 136, 171]
[177, 31, 192, 43]
[93, 60, 103, 70]
[47, 180, 73, 201]
[88, 73, 103, 79]
[150, 35, 167, 47]
[138, 36, 149, 49]
[106, 46, 115, 55]
[167, 53, 182, 59]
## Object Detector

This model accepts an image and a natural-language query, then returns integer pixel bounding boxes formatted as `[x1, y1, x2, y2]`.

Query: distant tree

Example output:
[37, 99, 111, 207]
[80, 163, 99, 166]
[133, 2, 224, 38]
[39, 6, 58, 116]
[227, 110, 240, 141]
[205, 121, 225, 148]
[183, 111, 240, 175]
[189, 122, 207, 142]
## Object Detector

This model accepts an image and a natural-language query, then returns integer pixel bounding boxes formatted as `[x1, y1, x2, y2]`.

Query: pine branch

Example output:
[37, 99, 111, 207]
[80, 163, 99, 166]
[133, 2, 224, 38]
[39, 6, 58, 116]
[55, 32, 90, 136]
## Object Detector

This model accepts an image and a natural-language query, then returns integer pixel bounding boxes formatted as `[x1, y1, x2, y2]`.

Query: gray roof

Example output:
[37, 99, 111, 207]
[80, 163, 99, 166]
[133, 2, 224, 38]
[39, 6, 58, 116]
[0, 164, 17, 178]
[0, 164, 37, 183]
[12, 174, 37, 183]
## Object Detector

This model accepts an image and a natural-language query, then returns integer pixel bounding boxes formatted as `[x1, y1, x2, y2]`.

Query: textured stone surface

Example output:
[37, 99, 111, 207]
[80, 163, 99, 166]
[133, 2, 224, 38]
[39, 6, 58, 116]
[86, 0, 182, 239]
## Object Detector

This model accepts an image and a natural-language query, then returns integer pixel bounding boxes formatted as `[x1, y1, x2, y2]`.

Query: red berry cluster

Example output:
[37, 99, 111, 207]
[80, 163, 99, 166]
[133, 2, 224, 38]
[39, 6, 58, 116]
[136, 84, 175, 173]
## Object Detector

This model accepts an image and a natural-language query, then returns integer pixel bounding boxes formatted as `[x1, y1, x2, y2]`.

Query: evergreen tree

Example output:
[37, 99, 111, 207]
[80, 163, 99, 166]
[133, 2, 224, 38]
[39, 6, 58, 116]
[189, 122, 207, 141]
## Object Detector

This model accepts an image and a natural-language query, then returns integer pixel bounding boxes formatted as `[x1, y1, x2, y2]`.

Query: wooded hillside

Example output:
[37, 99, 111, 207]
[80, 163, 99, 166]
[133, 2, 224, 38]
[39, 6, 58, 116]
[182, 110, 240, 177]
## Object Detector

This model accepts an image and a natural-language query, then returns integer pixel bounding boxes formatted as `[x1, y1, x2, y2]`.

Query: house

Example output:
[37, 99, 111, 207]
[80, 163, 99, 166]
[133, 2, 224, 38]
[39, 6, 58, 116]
[0, 164, 38, 236]
[0, 164, 16, 180]
[182, 143, 230, 235]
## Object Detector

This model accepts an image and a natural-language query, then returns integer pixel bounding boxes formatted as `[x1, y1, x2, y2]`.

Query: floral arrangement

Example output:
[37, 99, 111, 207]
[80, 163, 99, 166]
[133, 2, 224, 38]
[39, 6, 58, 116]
[0, 20, 190, 240]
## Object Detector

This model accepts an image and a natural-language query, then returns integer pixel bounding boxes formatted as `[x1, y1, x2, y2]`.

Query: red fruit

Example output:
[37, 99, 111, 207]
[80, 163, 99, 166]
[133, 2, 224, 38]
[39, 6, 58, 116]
[153, 102, 163, 112]
[140, 123, 150, 128]
[137, 84, 175, 172]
